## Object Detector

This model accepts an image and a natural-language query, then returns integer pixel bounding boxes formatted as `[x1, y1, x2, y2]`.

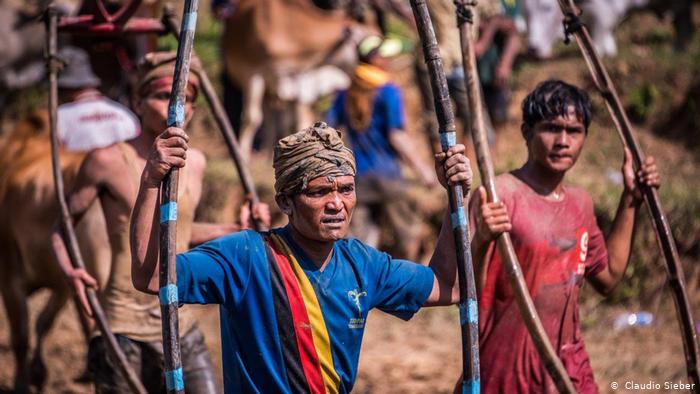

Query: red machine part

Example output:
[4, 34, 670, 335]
[58, 0, 165, 35]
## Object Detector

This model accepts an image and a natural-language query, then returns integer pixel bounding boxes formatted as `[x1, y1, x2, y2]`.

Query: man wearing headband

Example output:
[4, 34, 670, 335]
[131, 121, 473, 393]
[51, 51, 269, 392]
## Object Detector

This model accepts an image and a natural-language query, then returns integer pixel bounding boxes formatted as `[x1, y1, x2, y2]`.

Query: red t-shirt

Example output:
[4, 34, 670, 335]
[472, 173, 608, 394]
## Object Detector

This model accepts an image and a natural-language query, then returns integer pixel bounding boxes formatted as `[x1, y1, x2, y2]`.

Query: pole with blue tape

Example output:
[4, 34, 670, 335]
[161, 8, 267, 232]
[160, 0, 199, 393]
[452, 1, 577, 393]
[408, 1, 480, 392]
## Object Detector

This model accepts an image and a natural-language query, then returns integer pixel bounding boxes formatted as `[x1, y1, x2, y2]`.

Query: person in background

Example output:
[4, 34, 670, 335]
[326, 35, 438, 260]
[51, 52, 270, 393]
[57, 46, 140, 152]
[475, 0, 522, 126]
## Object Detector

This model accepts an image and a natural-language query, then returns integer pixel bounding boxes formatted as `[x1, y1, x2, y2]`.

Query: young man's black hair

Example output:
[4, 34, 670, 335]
[521, 79, 593, 135]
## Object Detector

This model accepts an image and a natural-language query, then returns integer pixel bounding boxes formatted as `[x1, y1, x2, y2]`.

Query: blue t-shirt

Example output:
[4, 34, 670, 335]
[176, 227, 434, 393]
[326, 83, 405, 180]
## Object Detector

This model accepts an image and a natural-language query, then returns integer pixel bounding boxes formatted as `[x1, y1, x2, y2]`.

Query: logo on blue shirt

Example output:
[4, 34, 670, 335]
[347, 289, 367, 329]
[347, 289, 367, 314]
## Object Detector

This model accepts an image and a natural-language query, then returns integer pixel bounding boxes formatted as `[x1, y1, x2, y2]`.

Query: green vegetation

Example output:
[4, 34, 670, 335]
[158, 8, 224, 99]
[560, 13, 700, 304]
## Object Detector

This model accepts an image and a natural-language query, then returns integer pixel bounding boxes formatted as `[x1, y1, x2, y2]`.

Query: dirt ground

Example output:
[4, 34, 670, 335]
[0, 289, 692, 393]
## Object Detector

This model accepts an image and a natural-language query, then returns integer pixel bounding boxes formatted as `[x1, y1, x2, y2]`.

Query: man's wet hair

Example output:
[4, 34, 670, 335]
[521, 79, 592, 135]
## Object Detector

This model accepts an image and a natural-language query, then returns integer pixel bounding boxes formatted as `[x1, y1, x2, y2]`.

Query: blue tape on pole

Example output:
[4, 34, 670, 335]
[159, 284, 178, 306]
[459, 301, 468, 325]
[468, 298, 478, 324]
[167, 104, 176, 125]
[182, 11, 198, 32]
[176, 101, 185, 124]
[440, 131, 457, 150]
[458, 299, 478, 325]
[451, 207, 466, 229]
[160, 202, 178, 223]
[167, 102, 185, 126]
[165, 367, 184, 391]
[462, 378, 480, 394]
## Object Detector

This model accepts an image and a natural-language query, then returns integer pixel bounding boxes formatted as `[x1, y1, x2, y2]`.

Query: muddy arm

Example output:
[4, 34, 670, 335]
[424, 145, 472, 306]
[130, 127, 188, 294]
[589, 150, 660, 295]
[50, 150, 106, 314]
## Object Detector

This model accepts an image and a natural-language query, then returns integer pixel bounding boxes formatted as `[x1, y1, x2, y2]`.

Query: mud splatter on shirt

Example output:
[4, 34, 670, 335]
[473, 172, 607, 394]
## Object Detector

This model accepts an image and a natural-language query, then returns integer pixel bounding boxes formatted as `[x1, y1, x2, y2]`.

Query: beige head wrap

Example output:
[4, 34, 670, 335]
[273, 122, 356, 196]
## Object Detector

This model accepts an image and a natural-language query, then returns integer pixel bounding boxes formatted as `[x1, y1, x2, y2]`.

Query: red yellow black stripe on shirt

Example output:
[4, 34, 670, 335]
[264, 234, 341, 394]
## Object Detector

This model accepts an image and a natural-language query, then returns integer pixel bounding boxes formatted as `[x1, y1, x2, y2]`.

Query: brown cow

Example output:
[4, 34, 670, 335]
[222, 0, 369, 158]
[0, 111, 110, 393]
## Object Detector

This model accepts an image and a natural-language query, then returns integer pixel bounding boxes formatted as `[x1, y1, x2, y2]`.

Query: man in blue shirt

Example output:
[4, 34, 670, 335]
[130, 122, 472, 393]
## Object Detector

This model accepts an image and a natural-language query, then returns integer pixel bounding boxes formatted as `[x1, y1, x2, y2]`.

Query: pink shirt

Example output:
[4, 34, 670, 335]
[472, 172, 608, 394]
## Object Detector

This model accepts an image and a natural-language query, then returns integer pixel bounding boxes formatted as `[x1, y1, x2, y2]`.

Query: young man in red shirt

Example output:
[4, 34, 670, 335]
[469, 79, 660, 392]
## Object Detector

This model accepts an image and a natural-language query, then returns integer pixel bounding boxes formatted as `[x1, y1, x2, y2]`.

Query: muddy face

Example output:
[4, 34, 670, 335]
[285, 175, 356, 242]
[526, 105, 586, 174]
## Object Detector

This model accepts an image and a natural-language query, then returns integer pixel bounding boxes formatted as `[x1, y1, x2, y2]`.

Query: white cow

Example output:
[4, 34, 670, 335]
[524, 0, 649, 58]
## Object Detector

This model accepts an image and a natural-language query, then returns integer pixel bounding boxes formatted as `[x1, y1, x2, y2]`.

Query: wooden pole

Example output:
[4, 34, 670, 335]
[45, 5, 147, 394]
[159, 0, 199, 392]
[452, 2, 576, 393]
[161, 8, 265, 231]
[557, 0, 700, 388]
[408, 1, 480, 392]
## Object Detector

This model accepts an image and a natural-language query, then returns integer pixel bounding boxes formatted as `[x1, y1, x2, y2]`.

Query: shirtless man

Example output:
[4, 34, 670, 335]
[51, 51, 269, 393]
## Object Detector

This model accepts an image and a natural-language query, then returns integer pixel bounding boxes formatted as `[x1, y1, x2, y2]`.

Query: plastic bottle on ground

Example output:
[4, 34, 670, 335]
[613, 311, 654, 331]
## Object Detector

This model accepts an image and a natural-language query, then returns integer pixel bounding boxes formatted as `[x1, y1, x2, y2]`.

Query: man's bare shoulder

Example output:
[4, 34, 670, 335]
[83, 144, 121, 166]
[81, 144, 130, 181]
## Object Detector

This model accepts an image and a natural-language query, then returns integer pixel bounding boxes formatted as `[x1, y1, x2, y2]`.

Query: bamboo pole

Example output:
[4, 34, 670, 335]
[557, 0, 700, 388]
[161, 8, 265, 231]
[408, 1, 480, 392]
[45, 6, 147, 394]
[452, 2, 576, 392]
[159, 0, 199, 392]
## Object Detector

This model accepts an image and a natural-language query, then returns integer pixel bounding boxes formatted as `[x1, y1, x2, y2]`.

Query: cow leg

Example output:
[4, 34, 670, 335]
[222, 71, 244, 135]
[671, 0, 694, 50]
[1, 277, 30, 393]
[29, 289, 68, 391]
[585, 0, 618, 57]
[238, 74, 265, 162]
[259, 97, 281, 157]
[296, 101, 315, 132]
